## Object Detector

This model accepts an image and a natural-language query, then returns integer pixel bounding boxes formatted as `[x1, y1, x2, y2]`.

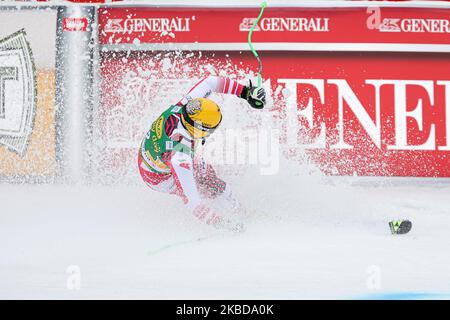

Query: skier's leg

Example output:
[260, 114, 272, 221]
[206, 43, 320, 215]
[193, 159, 227, 199]
[138, 154, 177, 194]
[193, 159, 248, 221]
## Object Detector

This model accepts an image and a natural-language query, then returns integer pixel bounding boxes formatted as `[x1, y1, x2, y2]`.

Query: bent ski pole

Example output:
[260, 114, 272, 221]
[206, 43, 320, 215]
[248, 1, 267, 87]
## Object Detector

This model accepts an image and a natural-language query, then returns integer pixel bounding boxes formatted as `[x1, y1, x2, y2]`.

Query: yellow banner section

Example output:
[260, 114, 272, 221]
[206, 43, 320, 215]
[0, 70, 56, 177]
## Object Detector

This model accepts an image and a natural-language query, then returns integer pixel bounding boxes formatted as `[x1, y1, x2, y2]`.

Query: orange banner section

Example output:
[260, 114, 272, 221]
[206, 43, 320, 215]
[0, 70, 56, 177]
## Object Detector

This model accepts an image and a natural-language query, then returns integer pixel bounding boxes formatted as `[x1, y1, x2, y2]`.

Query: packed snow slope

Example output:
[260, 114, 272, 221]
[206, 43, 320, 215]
[1, 159, 450, 299]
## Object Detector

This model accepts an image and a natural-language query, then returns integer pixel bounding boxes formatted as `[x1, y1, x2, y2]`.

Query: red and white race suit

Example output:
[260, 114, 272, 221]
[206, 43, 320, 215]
[138, 76, 245, 226]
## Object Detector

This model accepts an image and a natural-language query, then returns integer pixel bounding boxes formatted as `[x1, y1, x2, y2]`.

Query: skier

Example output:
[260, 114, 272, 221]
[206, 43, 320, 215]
[138, 76, 266, 231]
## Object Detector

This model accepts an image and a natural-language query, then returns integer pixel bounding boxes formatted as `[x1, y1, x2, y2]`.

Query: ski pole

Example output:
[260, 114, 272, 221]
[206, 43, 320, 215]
[248, 1, 267, 87]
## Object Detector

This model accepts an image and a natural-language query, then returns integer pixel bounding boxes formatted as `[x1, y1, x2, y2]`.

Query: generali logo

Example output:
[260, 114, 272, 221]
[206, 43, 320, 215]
[104, 17, 192, 33]
[239, 17, 329, 32]
[280, 78, 450, 151]
[378, 18, 401, 32]
[379, 18, 450, 33]
[367, 7, 450, 33]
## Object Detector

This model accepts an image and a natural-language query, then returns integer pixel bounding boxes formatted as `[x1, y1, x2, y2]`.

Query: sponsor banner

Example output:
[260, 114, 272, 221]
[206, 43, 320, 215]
[98, 7, 450, 45]
[0, 30, 35, 155]
[99, 50, 450, 178]
[63, 17, 88, 32]
[0, 10, 56, 178]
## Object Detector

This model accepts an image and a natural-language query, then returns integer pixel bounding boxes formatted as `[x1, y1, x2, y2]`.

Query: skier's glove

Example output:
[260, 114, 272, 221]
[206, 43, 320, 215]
[240, 80, 266, 109]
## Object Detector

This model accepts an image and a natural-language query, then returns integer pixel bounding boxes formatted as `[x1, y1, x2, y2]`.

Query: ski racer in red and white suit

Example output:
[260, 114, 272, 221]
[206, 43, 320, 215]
[138, 76, 266, 230]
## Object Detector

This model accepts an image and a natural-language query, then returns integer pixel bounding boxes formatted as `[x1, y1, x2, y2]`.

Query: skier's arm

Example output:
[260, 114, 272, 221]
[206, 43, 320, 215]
[169, 151, 201, 209]
[177, 76, 266, 109]
[177, 76, 245, 105]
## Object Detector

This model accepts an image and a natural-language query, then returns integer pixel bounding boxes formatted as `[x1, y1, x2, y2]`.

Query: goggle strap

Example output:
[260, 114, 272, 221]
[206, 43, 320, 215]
[182, 106, 221, 133]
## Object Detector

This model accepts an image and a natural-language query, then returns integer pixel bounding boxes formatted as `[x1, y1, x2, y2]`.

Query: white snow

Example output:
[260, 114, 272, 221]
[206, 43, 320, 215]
[1, 159, 450, 299]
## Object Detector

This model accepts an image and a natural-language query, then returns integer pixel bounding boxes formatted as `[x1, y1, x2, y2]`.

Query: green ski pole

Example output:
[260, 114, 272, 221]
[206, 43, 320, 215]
[248, 1, 267, 87]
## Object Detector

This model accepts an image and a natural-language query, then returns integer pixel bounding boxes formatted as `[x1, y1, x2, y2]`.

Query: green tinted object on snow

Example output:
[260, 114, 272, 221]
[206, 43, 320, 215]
[389, 219, 412, 235]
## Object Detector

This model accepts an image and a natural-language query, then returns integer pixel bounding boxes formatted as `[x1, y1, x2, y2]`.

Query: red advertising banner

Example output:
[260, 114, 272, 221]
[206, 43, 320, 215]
[98, 7, 450, 46]
[98, 5, 450, 178]
[100, 50, 450, 177]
